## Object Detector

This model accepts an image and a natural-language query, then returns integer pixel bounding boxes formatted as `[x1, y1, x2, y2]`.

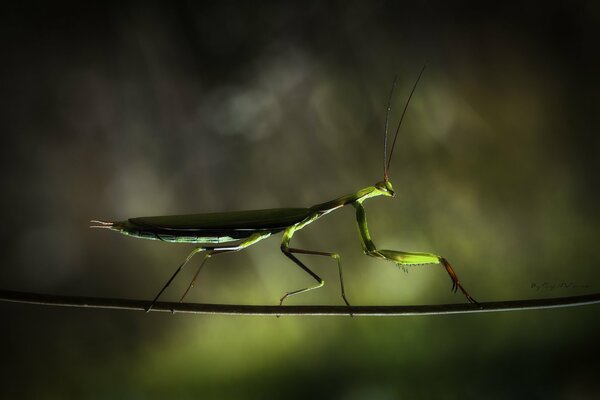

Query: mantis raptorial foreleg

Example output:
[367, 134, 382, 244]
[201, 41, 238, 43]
[147, 232, 271, 311]
[279, 225, 350, 306]
[353, 202, 476, 303]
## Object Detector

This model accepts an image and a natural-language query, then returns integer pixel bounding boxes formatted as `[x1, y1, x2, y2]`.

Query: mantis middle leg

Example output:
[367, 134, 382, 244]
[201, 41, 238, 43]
[353, 202, 476, 303]
[279, 225, 350, 306]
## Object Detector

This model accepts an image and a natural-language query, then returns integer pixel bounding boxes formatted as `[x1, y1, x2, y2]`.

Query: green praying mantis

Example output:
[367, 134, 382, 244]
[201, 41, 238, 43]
[91, 66, 476, 311]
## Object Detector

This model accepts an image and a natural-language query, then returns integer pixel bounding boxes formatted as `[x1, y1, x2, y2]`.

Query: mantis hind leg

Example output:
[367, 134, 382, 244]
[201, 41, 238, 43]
[146, 247, 205, 312]
[178, 248, 234, 303]
[146, 232, 271, 312]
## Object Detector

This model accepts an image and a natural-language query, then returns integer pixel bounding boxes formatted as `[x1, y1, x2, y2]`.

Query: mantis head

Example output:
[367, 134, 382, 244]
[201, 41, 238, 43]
[374, 179, 395, 197]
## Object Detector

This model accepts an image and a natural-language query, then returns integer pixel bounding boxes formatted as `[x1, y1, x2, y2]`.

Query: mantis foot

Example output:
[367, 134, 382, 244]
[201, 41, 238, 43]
[440, 258, 478, 304]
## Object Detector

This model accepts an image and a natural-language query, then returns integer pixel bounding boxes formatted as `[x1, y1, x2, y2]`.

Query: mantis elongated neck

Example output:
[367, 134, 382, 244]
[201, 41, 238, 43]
[310, 186, 379, 213]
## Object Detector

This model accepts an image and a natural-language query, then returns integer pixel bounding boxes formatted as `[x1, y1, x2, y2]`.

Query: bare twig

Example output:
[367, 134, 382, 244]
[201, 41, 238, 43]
[1, 289, 599, 316]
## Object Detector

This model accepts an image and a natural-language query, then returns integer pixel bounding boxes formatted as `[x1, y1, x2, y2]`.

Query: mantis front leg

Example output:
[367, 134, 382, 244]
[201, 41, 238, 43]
[352, 202, 476, 303]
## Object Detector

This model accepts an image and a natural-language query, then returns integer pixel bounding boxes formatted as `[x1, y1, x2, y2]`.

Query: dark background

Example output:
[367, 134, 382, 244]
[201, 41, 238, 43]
[1, 1, 599, 398]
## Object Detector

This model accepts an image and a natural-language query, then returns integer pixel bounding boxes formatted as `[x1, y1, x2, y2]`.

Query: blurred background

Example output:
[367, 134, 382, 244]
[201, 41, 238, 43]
[1, 1, 599, 398]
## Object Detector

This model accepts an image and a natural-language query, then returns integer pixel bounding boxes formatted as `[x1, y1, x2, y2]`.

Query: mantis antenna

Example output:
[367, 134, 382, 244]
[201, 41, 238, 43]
[385, 64, 427, 178]
[383, 75, 398, 180]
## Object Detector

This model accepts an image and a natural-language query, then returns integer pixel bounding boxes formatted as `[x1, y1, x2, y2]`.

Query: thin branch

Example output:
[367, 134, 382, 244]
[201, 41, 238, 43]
[1, 289, 599, 316]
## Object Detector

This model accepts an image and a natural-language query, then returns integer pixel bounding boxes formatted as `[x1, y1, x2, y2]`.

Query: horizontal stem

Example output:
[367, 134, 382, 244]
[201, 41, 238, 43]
[1, 289, 599, 316]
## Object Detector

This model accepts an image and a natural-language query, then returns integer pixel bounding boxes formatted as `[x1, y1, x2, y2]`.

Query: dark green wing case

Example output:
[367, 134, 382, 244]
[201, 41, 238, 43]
[129, 208, 311, 232]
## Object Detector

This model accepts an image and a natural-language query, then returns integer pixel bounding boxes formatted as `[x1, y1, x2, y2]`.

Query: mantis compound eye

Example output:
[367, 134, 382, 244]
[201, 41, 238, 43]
[385, 181, 395, 197]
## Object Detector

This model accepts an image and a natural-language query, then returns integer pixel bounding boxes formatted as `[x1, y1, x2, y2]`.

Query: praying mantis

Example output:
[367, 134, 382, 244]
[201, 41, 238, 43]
[91, 66, 476, 311]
